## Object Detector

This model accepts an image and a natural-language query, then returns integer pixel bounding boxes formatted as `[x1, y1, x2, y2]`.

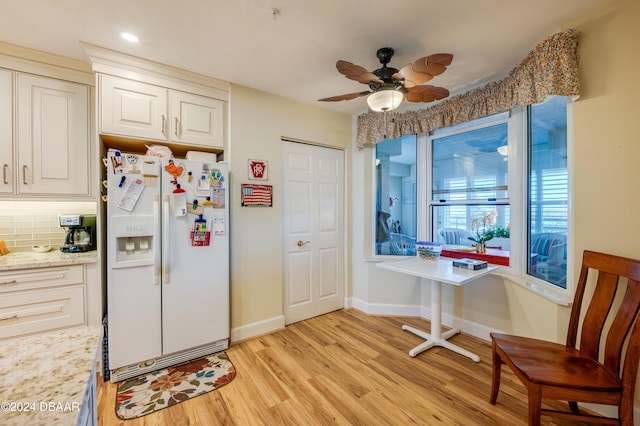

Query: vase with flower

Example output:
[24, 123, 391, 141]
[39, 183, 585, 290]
[468, 210, 498, 254]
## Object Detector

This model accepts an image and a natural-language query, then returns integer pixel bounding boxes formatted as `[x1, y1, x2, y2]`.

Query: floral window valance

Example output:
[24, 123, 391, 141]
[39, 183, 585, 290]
[356, 29, 580, 148]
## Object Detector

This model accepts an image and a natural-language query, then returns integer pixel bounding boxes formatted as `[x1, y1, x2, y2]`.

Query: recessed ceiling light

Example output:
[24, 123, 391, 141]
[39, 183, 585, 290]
[121, 32, 139, 43]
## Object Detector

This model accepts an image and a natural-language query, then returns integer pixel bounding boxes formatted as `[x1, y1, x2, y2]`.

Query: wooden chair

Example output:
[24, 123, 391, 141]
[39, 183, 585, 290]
[489, 250, 640, 425]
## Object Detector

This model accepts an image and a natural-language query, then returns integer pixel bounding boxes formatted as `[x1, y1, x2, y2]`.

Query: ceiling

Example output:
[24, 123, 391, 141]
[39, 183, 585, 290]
[1, 0, 615, 116]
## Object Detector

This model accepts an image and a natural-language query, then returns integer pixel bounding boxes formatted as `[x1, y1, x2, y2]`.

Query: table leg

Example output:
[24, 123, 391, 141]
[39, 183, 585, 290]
[401, 279, 480, 362]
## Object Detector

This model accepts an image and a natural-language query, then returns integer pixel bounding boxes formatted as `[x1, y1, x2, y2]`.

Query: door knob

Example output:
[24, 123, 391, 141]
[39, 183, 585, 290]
[297, 240, 310, 247]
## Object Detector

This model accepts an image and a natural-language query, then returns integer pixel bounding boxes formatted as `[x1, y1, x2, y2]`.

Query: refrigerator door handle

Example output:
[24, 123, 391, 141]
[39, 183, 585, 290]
[162, 194, 170, 283]
[153, 194, 161, 285]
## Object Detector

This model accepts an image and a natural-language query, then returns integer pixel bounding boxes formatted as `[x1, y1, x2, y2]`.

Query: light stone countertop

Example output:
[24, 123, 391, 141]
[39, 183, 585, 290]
[0, 325, 102, 426]
[0, 250, 98, 271]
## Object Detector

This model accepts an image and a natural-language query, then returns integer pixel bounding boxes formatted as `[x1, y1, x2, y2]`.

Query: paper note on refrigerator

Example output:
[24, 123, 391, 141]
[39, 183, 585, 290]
[117, 178, 145, 212]
[211, 187, 225, 208]
[171, 192, 187, 217]
[212, 209, 225, 234]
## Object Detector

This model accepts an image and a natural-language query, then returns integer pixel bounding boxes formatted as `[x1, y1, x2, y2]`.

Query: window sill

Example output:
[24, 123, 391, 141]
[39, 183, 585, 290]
[365, 254, 414, 263]
[491, 269, 571, 306]
[441, 248, 509, 266]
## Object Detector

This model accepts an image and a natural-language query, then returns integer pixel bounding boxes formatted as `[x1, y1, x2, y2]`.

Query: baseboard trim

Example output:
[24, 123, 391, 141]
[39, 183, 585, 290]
[230, 315, 285, 343]
[348, 297, 495, 342]
[227, 301, 540, 345]
[350, 297, 423, 317]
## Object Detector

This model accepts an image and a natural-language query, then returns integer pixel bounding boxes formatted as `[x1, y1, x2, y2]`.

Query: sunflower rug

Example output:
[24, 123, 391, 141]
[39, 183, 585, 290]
[115, 352, 236, 419]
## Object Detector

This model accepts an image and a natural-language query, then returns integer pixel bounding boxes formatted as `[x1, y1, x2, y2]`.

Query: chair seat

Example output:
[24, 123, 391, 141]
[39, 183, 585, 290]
[491, 333, 621, 392]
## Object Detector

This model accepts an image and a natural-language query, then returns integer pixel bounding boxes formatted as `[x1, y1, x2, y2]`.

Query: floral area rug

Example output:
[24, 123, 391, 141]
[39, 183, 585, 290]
[115, 352, 236, 419]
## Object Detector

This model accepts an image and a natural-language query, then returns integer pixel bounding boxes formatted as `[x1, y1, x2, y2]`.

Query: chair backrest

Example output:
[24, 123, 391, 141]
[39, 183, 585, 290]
[438, 228, 473, 245]
[567, 251, 640, 391]
[389, 233, 416, 255]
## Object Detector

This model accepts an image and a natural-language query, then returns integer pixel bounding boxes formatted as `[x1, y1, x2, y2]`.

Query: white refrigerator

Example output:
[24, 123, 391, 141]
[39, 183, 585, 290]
[106, 151, 229, 381]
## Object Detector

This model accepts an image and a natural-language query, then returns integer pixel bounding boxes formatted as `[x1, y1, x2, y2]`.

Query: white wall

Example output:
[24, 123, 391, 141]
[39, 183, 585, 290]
[227, 84, 352, 340]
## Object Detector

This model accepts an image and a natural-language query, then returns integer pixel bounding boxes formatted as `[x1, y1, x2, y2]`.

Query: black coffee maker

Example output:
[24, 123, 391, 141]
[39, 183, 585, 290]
[59, 214, 97, 252]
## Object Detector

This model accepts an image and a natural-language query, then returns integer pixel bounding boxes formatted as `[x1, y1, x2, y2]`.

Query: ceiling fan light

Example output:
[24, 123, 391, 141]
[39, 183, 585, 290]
[367, 89, 403, 112]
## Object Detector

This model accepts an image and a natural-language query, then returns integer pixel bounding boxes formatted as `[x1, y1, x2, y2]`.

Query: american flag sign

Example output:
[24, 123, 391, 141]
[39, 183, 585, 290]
[241, 184, 273, 207]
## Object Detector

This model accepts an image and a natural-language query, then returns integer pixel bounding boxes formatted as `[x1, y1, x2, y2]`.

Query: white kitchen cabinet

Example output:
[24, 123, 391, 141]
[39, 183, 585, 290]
[17, 74, 89, 195]
[1, 70, 90, 197]
[0, 265, 86, 339]
[170, 90, 225, 148]
[100, 76, 167, 141]
[0, 69, 13, 194]
[100, 74, 225, 150]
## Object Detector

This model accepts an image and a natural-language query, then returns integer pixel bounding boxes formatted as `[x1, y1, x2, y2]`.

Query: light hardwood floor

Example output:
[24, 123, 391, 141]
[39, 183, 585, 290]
[98, 309, 601, 425]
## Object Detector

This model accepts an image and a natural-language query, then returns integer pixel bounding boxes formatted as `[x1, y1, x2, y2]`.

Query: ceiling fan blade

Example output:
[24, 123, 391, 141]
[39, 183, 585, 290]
[418, 53, 453, 77]
[346, 72, 383, 84]
[427, 53, 454, 67]
[394, 52, 454, 87]
[318, 91, 371, 102]
[393, 61, 433, 86]
[405, 85, 450, 103]
[336, 60, 383, 84]
[410, 56, 430, 74]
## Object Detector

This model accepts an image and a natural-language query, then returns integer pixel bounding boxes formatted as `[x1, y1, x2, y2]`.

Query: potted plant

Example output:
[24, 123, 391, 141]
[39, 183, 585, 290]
[492, 224, 511, 251]
[468, 211, 498, 253]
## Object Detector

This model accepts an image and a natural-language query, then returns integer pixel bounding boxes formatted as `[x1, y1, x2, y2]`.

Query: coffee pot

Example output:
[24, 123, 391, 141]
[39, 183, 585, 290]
[74, 228, 91, 246]
[59, 214, 97, 252]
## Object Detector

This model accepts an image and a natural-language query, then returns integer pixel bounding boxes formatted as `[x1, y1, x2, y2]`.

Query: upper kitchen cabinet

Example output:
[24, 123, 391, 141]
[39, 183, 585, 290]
[170, 90, 225, 148]
[0, 69, 12, 195]
[100, 75, 225, 149]
[100, 76, 167, 141]
[17, 74, 89, 195]
[0, 42, 94, 198]
[0, 62, 91, 197]
[84, 43, 229, 155]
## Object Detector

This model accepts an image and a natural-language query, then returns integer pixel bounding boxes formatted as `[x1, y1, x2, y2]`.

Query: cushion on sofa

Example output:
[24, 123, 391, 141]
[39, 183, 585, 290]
[441, 230, 461, 245]
[532, 237, 559, 257]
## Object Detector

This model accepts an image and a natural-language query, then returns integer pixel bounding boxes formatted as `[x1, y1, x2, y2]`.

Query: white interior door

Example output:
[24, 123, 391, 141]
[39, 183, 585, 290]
[283, 141, 344, 325]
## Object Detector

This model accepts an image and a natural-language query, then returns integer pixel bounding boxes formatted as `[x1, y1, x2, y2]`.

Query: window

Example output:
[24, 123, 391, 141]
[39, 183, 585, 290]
[371, 97, 570, 292]
[375, 135, 417, 256]
[527, 96, 568, 288]
[429, 113, 511, 262]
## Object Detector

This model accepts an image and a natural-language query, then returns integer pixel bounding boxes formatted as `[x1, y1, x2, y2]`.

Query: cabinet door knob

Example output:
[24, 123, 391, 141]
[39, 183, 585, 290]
[2, 164, 8, 184]
[22, 165, 28, 185]
[297, 240, 310, 247]
[161, 114, 166, 135]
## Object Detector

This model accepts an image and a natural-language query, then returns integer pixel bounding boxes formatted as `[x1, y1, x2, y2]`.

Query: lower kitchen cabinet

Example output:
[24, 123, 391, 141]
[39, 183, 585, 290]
[0, 265, 86, 339]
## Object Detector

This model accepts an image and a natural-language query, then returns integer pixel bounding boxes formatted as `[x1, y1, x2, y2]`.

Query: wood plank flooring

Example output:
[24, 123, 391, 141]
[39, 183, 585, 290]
[98, 309, 602, 425]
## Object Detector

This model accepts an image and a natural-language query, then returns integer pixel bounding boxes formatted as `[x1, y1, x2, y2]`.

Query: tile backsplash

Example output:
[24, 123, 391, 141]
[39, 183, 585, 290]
[0, 201, 97, 252]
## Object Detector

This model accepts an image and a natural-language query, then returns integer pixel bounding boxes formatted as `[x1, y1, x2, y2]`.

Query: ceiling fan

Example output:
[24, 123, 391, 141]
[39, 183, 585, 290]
[319, 47, 453, 112]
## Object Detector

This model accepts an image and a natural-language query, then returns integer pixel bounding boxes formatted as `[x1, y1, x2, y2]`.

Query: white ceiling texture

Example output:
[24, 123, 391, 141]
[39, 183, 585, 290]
[0, 0, 617, 115]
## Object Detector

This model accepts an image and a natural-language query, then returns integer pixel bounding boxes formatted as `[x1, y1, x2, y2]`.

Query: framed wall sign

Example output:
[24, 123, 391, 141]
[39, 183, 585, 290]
[248, 159, 268, 180]
[241, 184, 273, 207]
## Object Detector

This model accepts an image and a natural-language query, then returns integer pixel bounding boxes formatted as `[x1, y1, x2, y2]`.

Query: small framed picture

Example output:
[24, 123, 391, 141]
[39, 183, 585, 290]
[241, 184, 273, 207]
[248, 159, 268, 180]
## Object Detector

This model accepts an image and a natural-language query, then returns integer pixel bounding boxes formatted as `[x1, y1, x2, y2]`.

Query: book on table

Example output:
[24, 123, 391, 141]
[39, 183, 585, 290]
[452, 258, 488, 270]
